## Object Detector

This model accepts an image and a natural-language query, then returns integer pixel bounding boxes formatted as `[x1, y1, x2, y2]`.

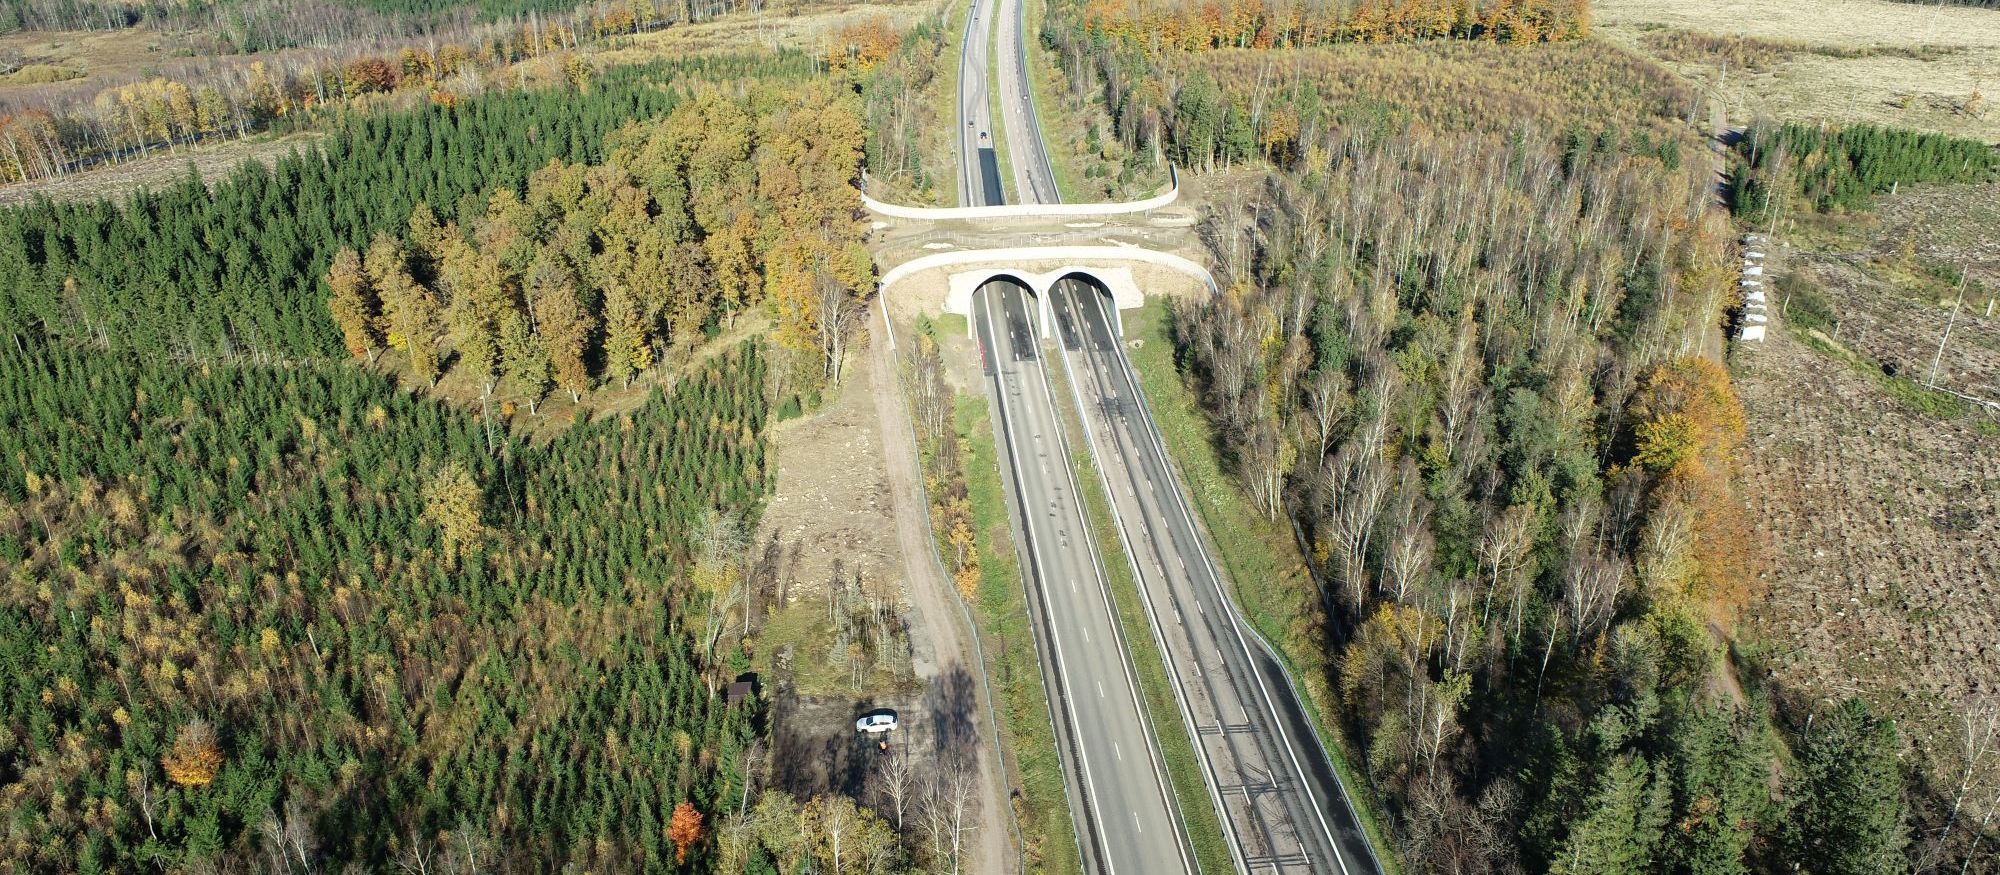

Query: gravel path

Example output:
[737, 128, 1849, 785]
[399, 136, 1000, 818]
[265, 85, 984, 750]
[868, 314, 1016, 875]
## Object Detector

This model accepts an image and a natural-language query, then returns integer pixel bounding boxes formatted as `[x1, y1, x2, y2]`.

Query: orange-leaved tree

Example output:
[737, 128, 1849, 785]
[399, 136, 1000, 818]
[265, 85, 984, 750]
[326, 247, 380, 360]
[162, 719, 224, 788]
[1625, 355, 1756, 614]
[668, 800, 705, 864]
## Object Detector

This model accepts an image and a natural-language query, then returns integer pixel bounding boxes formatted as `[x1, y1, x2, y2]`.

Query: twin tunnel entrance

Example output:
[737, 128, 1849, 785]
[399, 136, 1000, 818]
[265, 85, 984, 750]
[956, 268, 1129, 340]
[971, 273, 1122, 375]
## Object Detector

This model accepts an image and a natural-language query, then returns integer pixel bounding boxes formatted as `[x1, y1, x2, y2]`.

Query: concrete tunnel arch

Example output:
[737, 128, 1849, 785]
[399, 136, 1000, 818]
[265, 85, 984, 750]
[949, 265, 1142, 339]
[873, 245, 1222, 343]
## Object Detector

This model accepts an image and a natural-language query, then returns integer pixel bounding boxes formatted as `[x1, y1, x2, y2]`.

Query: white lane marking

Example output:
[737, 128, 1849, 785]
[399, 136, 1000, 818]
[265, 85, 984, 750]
[1083, 286, 1355, 874]
[977, 285, 1120, 875]
[1133, 812, 1143, 834]
[1097, 681, 1105, 698]
[1114, 742, 1123, 762]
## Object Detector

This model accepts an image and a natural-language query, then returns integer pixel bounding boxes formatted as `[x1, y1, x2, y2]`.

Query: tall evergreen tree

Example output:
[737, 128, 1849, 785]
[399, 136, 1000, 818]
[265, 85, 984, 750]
[1787, 698, 1910, 875]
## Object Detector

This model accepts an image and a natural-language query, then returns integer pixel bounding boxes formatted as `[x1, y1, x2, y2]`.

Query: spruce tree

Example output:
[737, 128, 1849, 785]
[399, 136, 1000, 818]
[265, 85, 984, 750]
[1787, 698, 1909, 875]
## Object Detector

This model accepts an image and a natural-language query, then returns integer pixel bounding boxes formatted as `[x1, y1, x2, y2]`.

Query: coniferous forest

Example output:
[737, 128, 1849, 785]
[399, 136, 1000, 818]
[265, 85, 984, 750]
[0, 34, 876, 870]
[0, 53, 822, 364]
[0, 333, 770, 871]
[1728, 119, 1999, 217]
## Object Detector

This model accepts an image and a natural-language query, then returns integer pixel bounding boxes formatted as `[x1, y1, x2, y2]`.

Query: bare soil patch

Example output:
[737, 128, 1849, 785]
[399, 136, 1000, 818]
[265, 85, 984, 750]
[1737, 324, 2000, 785]
[755, 360, 904, 612]
[1777, 183, 2000, 403]
[595, 0, 936, 62]
[1595, 0, 2000, 141]
[1735, 181, 2000, 822]
[0, 131, 323, 207]
[1875, 181, 2000, 294]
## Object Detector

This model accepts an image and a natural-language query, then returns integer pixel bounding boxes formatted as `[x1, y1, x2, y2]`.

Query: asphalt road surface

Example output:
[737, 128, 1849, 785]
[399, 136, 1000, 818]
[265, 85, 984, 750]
[956, 0, 998, 207]
[1052, 280, 1385, 875]
[977, 0, 1388, 868]
[973, 282, 1192, 875]
[994, 0, 1058, 204]
[958, 3, 1193, 872]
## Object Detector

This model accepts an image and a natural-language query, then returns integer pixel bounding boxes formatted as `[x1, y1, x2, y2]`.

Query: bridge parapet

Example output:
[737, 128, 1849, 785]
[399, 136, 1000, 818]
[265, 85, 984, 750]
[862, 167, 1181, 222]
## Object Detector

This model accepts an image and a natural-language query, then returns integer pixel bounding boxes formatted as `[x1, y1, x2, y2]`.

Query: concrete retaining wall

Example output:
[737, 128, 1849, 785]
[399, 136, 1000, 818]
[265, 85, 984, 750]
[877, 244, 1220, 320]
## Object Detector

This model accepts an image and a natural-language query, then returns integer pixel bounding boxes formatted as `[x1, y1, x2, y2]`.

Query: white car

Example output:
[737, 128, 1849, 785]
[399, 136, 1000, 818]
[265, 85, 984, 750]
[856, 711, 898, 734]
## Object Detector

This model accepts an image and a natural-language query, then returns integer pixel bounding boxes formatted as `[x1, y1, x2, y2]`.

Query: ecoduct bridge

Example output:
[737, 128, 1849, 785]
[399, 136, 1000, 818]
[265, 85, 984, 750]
[864, 167, 1218, 336]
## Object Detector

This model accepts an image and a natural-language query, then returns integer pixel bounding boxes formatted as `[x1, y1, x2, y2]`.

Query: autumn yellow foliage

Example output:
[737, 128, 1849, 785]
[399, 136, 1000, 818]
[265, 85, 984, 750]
[1626, 356, 1757, 615]
[161, 719, 224, 788]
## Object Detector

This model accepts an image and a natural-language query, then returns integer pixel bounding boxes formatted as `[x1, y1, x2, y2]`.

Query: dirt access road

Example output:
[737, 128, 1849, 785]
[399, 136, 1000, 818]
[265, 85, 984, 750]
[868, 315, 1016, 875]
[751, 317, 1009, 873]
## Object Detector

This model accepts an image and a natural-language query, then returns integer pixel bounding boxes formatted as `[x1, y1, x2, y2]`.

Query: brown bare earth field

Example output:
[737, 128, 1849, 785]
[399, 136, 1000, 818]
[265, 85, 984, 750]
[755, 369, 904, 613]
[0, 131, 323, 207]
[1595, 0, 2000, 141]
[1876, 180, 2000, 294]
[595, 0, 936, 63]
[1735, 182, 2000, 802]
[0, 28, 173, 94]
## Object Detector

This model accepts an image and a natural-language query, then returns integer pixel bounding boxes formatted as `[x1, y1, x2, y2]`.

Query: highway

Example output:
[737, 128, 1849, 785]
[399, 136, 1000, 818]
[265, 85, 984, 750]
[993, 0, 1058, 204]
[959, 2, 1193, 874]
[975, 0, 1388, 871]
[955, 0, 1002, 207]
[1052, 280, 1382, 875]
[973, 281, 1191, 875]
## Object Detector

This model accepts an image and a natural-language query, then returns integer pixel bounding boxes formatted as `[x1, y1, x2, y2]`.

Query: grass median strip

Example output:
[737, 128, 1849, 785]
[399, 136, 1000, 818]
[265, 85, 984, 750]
[1017, 0, 1078, 203]
[1122, 300, 1406, 875]
[1044, 334, 1233, 875]
[936, 0, 971, 207]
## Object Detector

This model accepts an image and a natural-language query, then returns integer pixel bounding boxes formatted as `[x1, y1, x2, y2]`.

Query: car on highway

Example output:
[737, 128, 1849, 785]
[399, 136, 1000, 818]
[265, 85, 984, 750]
[855, 710, 898, 734]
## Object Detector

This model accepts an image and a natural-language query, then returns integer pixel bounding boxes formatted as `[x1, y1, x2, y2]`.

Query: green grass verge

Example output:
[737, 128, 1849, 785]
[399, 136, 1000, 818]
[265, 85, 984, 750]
[1122, 300, 1407, 875]
[933, 0, 972, 207]
[1790, 325, 2000, 436]
[1018, 0, 1079, 203]
[982, 14, 1018, 205]
[1018, 0, 1166, 202]
[1044, 343, 1233, 874]
[954, 395, 1084, 875]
